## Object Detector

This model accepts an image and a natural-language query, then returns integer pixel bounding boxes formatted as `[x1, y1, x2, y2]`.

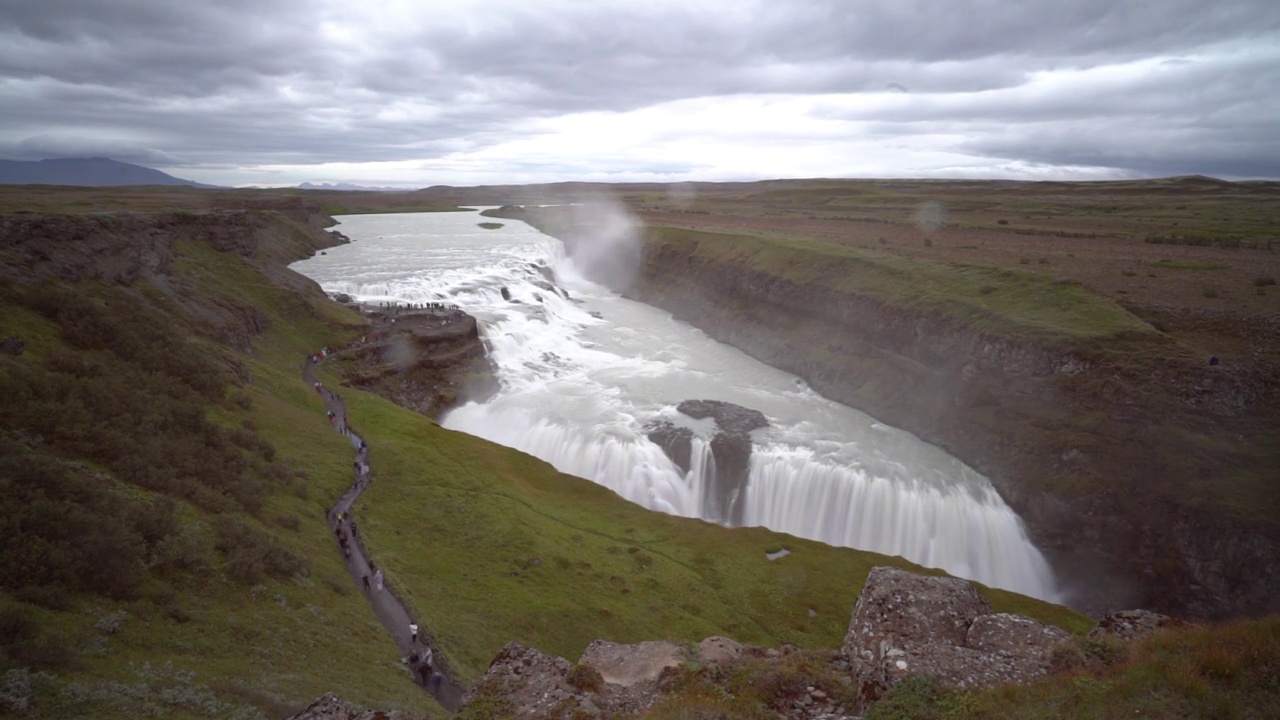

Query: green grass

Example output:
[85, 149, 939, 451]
[896, 617, 1280, 720]
[641, 618, 1280, 720]
[647, 227, 1157, 348]
[323, 382, 1088, 687]
[0, 226, 442, 719]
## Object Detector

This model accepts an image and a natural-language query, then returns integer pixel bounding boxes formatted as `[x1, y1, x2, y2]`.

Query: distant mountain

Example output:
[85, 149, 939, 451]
[296, 181, 409, 192]
[0, 157, 218, 188]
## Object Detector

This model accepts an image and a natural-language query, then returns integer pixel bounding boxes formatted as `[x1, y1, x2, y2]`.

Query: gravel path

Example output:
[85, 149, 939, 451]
[303, 347, 466, 712]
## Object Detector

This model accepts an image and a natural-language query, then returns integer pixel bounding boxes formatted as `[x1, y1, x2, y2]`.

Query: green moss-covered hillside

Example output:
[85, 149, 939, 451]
[0, 190, 1086, 719]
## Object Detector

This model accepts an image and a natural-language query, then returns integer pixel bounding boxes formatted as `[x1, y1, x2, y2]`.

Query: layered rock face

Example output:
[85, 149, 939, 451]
[339, 308, 497, 420]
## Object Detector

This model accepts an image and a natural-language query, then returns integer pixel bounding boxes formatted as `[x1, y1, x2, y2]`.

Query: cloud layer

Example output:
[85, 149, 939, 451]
[2, 0, 1277, 185]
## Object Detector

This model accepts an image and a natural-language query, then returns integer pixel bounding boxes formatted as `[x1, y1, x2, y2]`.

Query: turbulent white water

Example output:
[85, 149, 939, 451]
[292, 209, 1059, 601]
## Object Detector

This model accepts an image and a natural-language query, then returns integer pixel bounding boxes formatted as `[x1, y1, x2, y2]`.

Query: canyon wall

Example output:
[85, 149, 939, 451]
[504, 208, 1279, 619]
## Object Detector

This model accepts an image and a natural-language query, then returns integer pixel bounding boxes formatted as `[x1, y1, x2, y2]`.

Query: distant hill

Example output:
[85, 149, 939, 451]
[0, 157, 218, 188]
[296, 181, 409, 192]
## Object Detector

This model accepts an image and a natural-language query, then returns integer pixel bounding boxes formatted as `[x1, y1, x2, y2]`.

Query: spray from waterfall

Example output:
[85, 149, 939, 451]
[545, 193, 643, 291]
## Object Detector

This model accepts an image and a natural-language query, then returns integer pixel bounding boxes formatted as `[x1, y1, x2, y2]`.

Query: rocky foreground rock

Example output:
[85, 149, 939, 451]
[444, 566, 1184, 719]
[843, 566, 1071, 705]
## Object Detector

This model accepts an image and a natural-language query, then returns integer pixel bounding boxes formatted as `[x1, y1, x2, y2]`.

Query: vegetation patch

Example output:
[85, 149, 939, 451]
[647, 226, 1157, 348]
[1150, 261, 1229, 270]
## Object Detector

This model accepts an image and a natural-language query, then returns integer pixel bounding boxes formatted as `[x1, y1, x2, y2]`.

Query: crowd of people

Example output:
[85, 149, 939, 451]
[311, 339, 444, 695]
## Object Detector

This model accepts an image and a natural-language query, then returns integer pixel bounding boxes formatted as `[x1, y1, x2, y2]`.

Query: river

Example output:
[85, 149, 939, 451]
[291, 208, 1059, 601]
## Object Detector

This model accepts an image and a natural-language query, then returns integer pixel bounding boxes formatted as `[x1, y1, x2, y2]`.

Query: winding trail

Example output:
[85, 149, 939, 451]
[303, 348, 467, 713]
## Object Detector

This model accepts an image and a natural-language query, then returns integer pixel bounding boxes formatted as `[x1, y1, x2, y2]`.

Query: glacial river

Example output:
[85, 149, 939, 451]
[291, 208, 1059, 601]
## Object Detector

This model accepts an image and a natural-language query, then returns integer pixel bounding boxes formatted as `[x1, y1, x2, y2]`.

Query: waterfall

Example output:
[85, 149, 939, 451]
[291, 210, 1062, 602]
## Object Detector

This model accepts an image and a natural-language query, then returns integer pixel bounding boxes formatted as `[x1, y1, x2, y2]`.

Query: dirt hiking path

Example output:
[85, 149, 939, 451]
[303, 347, 466, 713]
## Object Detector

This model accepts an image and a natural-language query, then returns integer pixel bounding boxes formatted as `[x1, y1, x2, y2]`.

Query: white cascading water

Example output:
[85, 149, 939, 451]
[291, 208, 1060, 601]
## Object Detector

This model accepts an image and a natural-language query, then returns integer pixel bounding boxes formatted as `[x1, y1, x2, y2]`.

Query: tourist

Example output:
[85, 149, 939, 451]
[410, 622, 418, 645]
[374, 569, 384, 591]
[362, 573, 370, 592]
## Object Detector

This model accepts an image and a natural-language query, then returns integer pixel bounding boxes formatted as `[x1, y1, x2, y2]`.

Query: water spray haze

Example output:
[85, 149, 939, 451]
[915, 200, 949, 231]
[555, 193, 644, 291]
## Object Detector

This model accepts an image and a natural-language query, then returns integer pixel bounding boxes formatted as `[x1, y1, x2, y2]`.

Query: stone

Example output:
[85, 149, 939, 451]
[1087, 609, 1188, 640]
[579, 639, 685, 688]
[0, 337, 23, 356]
[844, 567, 1072, 709]
[286, 692, 415, 720]
[697, 636, 743, 664]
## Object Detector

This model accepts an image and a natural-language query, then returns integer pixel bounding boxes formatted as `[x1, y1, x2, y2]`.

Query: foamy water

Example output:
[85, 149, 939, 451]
[291, 209, 1059, 600]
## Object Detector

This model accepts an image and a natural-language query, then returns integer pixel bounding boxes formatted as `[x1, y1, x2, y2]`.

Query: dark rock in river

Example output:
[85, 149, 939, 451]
[647, 399, 769, 527]
[645, 422, 693, 475]
[677, 399, 768, 434]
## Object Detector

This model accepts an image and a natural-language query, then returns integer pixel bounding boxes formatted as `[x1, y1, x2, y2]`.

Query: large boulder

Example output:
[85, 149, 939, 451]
[677, 399, 769, 434]
[579, 639, 685, 688]
[461, 640, 686, 719]
[844, 567, 1071, 708]
[462, 642, 578, 718]
[1087, 609, 1188, 640]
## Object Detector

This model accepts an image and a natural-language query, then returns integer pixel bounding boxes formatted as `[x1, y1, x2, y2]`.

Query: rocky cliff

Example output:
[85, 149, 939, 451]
[335, 306, 497, 419]
[492, 206, 1280, 620]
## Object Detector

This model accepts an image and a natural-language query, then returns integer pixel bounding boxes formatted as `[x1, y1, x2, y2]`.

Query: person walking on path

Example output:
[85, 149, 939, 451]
[362, 573, 370, 592]
[410, 622, 418, 645]
[374, 568, 384, 591]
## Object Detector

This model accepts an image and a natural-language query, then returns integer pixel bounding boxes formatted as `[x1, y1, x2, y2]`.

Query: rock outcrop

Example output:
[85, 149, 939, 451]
[1087, 609, 1188, 640]
[340, 308, 497, 420]
[461, 641, 674, 719]
[285, 692, 416, 720]
[646, 399, 768, 525]
[459, 567, 1098, 719]
[843, 567, 1070, 708]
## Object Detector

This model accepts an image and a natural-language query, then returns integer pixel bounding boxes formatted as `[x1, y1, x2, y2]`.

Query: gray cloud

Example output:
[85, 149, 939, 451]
[0, 0, 1277, 183]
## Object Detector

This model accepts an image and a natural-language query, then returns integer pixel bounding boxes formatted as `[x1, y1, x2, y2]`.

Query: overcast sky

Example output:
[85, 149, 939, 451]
[2, 0, 1278, 187]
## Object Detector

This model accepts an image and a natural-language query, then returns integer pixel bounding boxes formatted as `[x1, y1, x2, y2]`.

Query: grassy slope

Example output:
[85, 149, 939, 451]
[647, 226, 1158, 348]
[317, 378, 1089, 686]
[0, 230, 440, 718]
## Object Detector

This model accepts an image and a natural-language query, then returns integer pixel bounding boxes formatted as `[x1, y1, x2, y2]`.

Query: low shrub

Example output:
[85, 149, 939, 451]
[566, 663, 603, 692]
[214, 517, 307, 585]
